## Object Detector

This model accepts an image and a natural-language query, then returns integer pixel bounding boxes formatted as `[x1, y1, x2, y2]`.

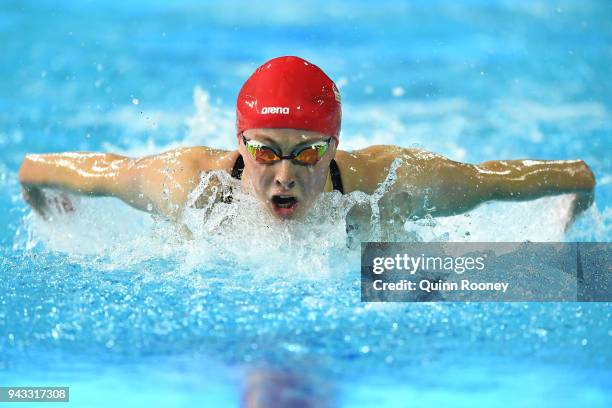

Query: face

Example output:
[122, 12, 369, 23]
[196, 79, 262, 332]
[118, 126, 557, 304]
[238, 128, 337, 220]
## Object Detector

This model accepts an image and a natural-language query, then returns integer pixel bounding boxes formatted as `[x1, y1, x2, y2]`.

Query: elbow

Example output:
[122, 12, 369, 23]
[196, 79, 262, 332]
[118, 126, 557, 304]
[579, 160, 596, 191]
[111, 160, 143, 199]
[18, 154, 38, 186]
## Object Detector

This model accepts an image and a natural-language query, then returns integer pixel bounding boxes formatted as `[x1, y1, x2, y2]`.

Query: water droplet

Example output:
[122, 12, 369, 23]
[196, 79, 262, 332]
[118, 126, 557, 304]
[336, 77, 348, 89]
[285, 343, 303, 353]
[51, 328, 60, 339]
[534, 328, 547, 338]
[391, 87, 405, 97]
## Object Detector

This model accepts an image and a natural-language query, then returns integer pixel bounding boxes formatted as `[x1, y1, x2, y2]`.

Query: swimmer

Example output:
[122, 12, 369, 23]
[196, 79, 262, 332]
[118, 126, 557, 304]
[18, 56, 595, 235]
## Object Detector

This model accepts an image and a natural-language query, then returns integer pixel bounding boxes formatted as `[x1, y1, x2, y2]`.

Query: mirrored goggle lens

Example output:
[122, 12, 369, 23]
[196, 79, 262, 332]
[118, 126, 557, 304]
[245, 137, 330, 165]
[294, 143, 329, 165]
[246, 144, 280, 163]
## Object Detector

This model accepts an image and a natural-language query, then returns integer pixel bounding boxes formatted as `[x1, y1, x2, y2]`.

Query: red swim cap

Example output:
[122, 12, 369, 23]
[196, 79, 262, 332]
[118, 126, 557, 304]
[236, 56, 341, 144]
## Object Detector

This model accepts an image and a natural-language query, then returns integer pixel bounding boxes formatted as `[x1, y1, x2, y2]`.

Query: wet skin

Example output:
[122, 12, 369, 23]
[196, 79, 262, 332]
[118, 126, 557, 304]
[19, 128, 595, 232]
[237, 129, 337, 220]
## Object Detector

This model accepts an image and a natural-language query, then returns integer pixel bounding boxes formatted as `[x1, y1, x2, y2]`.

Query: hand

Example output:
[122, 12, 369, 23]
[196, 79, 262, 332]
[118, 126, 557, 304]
[21, 185, 75, 220]
[565, 190, 594, 231]
[564, 161, 595, 231]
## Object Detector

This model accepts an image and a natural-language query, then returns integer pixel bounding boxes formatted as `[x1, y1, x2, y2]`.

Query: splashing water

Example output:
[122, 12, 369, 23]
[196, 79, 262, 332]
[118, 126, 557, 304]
[7, 85, 608, 406]
[2, 0, 611, 404]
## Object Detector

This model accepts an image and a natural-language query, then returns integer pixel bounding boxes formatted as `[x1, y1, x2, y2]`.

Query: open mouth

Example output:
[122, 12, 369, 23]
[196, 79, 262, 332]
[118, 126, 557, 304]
[271, 195, 298, 218]
[271, 195, 298, 208]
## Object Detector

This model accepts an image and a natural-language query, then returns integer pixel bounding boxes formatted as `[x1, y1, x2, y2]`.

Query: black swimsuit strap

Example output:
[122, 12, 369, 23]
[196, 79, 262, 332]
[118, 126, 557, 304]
[231, 154, 244, 180]
[329, 159, 344, 194]
[230, 154, 344, 194]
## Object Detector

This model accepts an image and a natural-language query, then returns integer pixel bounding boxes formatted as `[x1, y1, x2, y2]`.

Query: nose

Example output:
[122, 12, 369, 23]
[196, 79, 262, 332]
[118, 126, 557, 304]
[275, 160, 296, 190]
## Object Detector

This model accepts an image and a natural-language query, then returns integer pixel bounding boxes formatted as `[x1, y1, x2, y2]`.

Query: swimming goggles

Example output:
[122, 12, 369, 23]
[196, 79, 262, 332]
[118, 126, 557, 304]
[241, 133, 331, 166]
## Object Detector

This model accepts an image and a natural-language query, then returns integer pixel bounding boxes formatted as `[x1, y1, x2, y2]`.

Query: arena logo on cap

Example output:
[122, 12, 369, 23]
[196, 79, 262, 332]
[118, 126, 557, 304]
[261, 106, 290, 114]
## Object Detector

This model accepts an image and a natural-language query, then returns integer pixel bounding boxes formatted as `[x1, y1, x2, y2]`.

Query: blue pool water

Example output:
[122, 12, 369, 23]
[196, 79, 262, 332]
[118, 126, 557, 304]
[1, 0, 611, 406]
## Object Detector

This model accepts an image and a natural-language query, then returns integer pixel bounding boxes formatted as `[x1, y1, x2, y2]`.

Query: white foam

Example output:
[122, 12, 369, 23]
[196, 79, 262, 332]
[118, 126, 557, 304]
[20, 167, 591, 277]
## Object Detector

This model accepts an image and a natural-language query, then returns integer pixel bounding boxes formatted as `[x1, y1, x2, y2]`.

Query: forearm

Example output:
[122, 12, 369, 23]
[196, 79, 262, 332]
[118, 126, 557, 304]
[18, 149, 203, 223]
[19, 152, 128, 196]
[479, 159, 595, 201]
[382, 149, 596, 220]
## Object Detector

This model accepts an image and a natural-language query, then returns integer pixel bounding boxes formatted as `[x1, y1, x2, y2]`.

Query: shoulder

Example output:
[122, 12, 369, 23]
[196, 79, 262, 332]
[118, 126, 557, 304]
[179, 146, 240, 174]
[124, 147, 241, 197]
[134, 146, 239, 174]
[334, 145, 433, 193]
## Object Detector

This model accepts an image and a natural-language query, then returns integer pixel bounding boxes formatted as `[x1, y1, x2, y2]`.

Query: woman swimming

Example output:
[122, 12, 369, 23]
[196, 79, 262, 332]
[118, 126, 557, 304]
[18, 56, 595, 231]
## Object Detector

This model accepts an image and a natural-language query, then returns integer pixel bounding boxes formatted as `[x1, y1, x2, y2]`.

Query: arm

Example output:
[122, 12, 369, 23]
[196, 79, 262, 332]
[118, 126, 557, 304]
[18, 149, 204, 221]
[478, 159, 595, 223]
[377, 148, 595, 219]
[478, 159, 595, 202]
[19, 152, 129, 219]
